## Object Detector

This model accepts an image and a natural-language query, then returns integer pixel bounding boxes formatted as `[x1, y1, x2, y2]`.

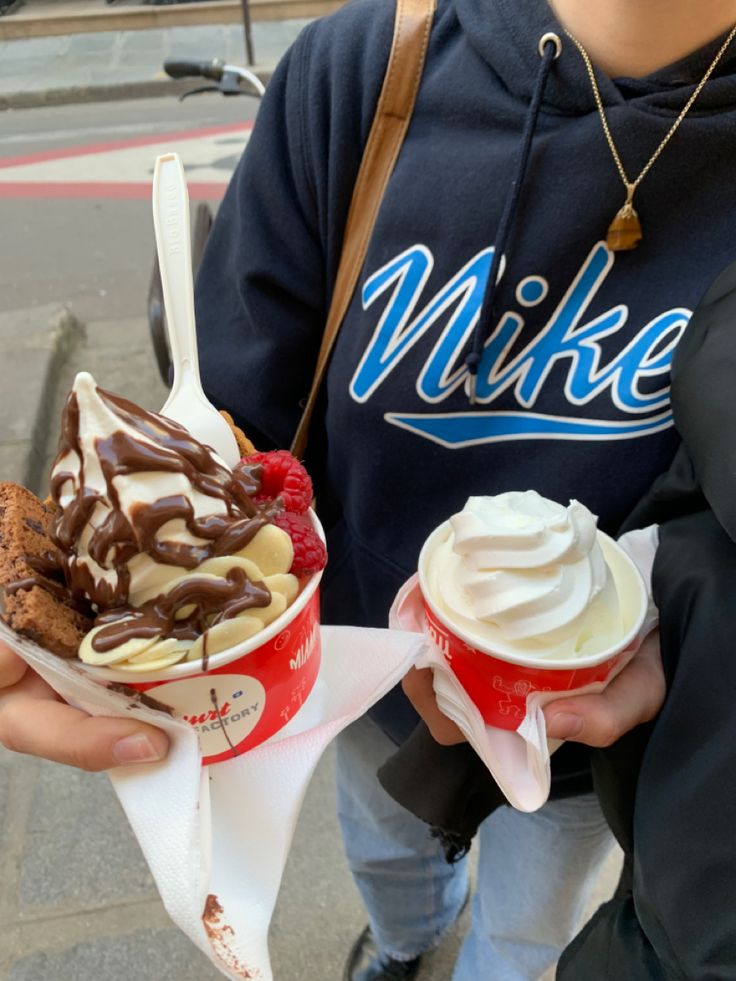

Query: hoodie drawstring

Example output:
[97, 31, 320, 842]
[465, 32, 561, 404]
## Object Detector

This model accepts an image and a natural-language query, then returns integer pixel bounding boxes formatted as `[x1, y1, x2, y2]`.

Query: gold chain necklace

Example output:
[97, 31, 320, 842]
[566, 25, 736, 251]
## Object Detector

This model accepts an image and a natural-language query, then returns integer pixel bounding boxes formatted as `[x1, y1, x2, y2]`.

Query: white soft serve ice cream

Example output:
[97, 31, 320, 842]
[50, 372, 298, 671]
[423, 491, 623, 660]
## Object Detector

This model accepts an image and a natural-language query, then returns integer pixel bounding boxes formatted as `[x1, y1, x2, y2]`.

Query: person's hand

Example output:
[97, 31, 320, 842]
[0, 641, 169, 770]
[403, 628, 665, 749]
[544, 628, 664, 745]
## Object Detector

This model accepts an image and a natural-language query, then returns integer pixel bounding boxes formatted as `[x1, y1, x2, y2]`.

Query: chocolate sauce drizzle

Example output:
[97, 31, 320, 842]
[210, 687, 239, 758]
[93, 567, 270, 652]
[5, 575, 68, 601]
[49, 384, 279, 656]
[4, 549, 92, 618]
[107, 682, 175, 715]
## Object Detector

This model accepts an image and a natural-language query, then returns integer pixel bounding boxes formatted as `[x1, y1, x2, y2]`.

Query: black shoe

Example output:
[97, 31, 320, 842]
[344, 926, 421, 981]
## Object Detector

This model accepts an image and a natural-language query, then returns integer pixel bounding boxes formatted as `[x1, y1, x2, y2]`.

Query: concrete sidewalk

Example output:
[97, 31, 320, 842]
[0, 0, 341, 41]
[0, 18, 308, 108]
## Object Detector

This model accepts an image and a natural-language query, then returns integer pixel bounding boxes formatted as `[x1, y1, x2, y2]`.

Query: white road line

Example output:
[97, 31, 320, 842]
[0, 122, 206, 147]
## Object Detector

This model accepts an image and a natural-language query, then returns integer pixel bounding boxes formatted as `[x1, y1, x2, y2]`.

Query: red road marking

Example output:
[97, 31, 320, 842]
[0, 121, 252, 170]
[0, 121, 251, 198]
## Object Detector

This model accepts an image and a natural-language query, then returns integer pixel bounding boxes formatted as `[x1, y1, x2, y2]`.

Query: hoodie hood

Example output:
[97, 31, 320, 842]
[456, 0, 736, 116]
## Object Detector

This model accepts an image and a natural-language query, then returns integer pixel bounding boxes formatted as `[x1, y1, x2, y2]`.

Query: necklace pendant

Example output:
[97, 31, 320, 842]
[607, 199, 642, 252]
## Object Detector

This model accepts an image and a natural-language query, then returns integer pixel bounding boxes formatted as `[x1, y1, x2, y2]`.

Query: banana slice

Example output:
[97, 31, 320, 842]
[116, 637, 191, 672]
[79, 624, 161, 666]
[263, 573, 299, 607]
[244, 591, 287, 626]
[234, 572, 298, 627]
[186, 615, 264, 663]
[80, 527, 299, 668]
[236, 524, 293, 576]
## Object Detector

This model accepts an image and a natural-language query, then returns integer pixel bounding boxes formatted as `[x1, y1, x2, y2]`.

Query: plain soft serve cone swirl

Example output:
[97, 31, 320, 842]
[419, 491, 647, 729]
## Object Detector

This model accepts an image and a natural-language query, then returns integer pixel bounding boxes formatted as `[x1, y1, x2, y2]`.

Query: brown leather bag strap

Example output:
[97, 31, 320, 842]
[290, 0, 435, 459]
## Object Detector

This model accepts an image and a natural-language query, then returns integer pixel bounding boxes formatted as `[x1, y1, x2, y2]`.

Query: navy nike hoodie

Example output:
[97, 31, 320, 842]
[195, 0, 736, 748]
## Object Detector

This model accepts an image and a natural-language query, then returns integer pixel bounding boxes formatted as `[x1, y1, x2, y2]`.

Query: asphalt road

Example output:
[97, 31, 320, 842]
[0, 95, 256, 320]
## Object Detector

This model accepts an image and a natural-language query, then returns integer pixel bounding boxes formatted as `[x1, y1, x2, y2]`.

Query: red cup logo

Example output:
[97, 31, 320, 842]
[128, 589, 322, 764]
[153, 674, 266, 761]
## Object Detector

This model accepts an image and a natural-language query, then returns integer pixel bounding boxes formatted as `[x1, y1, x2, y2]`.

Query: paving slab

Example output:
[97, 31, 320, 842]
[39, 315, 171, 490]
[0, 747, 41, 969]
[7, 927, 221, 981]
[3, 898, 175, 969]
[0, 305, 83, 494]
[0, 351, 59, 445]
[0, 444, 32, 487]
[20, 764, 156, 909]
[0, 761, 8, 846]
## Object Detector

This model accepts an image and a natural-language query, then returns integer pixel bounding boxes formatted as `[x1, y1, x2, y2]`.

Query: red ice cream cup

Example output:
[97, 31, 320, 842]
[418, 527, 648, 731]
[79, 513, 324, 765]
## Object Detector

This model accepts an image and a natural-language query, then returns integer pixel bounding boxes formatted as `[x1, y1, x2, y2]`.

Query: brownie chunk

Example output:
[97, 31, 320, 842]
[0, 482, 92, 658]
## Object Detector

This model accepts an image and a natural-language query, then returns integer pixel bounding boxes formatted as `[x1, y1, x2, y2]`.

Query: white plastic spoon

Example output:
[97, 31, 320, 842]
[152, 152, 240, 466]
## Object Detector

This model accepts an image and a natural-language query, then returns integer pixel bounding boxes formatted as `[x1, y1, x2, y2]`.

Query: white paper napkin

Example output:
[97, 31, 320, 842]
[389, 526, 660, 813]
[0, 619, 424, 981]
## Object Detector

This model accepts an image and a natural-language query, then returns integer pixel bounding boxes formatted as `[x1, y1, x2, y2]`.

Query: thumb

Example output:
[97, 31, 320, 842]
[544, 631, 664, 747]
[0, 686, 170, 771]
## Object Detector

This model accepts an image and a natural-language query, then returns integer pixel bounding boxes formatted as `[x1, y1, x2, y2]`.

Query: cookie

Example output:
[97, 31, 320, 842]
[219, 410, 257, 457]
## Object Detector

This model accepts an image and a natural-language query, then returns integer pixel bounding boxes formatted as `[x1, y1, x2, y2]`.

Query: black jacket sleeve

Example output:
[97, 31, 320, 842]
[668, 256, 736, 543]
[561, 509, 736, 981]
[560, 258, 736, 981]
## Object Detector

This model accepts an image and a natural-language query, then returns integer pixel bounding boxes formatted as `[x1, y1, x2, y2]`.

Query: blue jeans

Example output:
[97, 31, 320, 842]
[337, 715, 617, 981]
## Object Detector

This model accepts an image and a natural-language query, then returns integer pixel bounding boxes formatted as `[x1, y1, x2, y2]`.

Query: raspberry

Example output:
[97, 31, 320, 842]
[274, 512, 327, 576]
[246, 450, 313, 514]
